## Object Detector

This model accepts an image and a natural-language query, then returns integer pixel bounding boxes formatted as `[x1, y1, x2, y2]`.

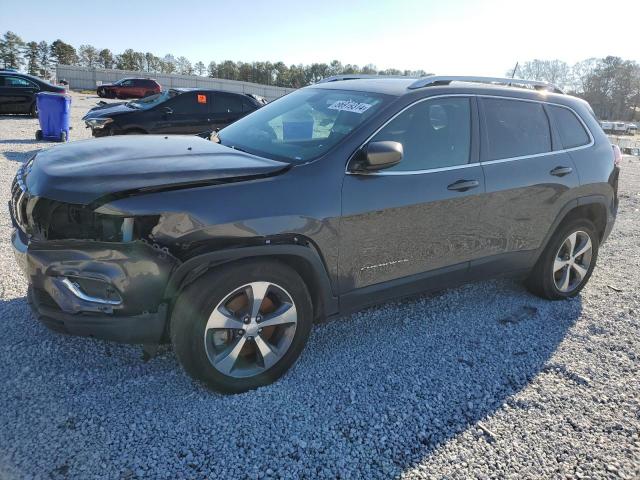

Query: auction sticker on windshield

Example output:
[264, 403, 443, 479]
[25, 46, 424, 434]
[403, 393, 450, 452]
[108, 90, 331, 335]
[328, 100, 373, 114]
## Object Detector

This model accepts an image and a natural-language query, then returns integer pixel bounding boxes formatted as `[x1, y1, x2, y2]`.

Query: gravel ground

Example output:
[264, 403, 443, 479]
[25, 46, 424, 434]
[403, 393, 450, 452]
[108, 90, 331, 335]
[0, 92, 639, 479]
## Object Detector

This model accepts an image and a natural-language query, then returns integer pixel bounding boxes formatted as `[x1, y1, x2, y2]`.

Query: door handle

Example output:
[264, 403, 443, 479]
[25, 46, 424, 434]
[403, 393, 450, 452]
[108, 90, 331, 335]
[447, 179, 480, 192]
[550, 166, 573, 177]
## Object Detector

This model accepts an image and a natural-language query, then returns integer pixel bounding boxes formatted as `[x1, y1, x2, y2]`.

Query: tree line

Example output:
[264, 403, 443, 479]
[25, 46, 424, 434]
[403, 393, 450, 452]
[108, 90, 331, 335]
[511, 58, 640, 121]
[1, 30, 638, 120]
[0, 31, 428, 89]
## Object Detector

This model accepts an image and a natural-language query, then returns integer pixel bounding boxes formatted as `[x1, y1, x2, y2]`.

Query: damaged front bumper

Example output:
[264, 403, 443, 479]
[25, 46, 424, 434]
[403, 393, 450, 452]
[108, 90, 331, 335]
[12, 228, 178, 344]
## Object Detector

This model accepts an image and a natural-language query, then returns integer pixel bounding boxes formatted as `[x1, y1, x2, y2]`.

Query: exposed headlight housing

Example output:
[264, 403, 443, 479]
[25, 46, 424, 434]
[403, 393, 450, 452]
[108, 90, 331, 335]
[85, 117, 113, 128]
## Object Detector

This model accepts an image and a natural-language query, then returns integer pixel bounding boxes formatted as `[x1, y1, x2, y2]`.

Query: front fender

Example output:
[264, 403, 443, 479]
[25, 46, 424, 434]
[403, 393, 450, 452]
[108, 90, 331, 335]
[164, 244, 339, 319]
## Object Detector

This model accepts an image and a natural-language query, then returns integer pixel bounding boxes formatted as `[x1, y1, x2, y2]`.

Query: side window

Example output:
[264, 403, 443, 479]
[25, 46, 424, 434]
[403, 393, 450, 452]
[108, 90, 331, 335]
[370, 97, 471, 171]
[120, 80, 133, 87]
[166, 92, 208, 114]
[4, 76, 34, 88]
[212, 94, 244, 114]
[482, 98, 551, 160]
[547, 105, 590, 149]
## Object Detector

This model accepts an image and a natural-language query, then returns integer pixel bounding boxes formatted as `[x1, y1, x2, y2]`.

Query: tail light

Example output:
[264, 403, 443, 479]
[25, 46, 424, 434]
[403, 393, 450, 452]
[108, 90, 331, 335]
[612, 144, 622, 167]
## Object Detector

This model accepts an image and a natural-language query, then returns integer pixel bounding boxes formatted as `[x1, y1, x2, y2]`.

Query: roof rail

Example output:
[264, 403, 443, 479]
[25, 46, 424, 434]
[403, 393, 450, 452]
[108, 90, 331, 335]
[408, 76, 564, 94]
[317, 74, 413, 84]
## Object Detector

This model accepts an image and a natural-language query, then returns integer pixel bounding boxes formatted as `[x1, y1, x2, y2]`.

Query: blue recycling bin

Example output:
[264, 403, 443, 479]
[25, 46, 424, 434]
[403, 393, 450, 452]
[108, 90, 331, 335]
[35, 92, 71, 142]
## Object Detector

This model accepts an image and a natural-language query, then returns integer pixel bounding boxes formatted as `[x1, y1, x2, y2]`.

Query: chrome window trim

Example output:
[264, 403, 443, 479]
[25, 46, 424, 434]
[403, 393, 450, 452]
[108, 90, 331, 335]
[346, 94, 594, 176]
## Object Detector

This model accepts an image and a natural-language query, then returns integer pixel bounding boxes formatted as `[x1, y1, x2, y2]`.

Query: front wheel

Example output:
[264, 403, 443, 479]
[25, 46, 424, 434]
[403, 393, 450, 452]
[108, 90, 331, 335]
[171, 260, 313, 393]
[525, 219, 599, 299]
[30, 102, 38, 117]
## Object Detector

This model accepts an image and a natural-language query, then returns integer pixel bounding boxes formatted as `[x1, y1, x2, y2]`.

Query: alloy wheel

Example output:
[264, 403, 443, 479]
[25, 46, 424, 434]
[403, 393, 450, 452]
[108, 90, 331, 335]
[553, 230, 593, 293]
[203, 282, 298, 378]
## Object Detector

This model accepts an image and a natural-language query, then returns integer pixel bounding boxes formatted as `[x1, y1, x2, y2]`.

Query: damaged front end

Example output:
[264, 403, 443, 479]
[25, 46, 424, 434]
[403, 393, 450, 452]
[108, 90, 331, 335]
[10, 165, 179, 344]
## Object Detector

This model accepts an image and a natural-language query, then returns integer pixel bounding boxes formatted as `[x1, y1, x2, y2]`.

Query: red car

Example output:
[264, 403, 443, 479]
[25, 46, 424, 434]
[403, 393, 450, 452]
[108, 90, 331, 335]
[97, 78, 161, 99]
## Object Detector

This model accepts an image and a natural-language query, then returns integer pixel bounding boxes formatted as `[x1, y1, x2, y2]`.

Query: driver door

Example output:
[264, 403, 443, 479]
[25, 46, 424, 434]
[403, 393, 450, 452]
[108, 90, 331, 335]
[153, 91, 210, 134]
[0, 75, 38, 113]
[340, 96, 492, 297]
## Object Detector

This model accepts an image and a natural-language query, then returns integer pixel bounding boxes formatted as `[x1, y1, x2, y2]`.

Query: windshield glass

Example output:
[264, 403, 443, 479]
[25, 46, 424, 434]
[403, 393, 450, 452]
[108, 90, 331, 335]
[129, 90, 177, 109]
[217, 88, 389, 162]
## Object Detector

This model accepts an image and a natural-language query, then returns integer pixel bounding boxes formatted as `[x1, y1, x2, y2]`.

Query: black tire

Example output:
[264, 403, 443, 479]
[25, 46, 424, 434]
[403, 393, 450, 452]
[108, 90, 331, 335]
[35, 130, 42, 140]
[171, 260, 313, 393]
[525, 218, 599, 300]
[30, 102, 38, 118]
[97, 90, 104, 98]
[59, 131, 67, 142]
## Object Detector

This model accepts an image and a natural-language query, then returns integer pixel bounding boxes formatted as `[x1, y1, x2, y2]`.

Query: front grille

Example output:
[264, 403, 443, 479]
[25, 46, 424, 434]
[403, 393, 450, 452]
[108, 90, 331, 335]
[10, 163, 34, 234]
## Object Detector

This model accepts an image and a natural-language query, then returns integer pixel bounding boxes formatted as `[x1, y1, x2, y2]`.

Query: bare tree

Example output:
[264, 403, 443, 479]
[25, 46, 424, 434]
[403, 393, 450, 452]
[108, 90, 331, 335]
[176, 56, 193, 75]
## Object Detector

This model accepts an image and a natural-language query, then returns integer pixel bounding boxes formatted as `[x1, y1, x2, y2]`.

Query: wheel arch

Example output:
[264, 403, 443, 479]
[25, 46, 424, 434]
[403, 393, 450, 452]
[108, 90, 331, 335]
[535, 196, 609, 265]
[164, 244, 339, 323]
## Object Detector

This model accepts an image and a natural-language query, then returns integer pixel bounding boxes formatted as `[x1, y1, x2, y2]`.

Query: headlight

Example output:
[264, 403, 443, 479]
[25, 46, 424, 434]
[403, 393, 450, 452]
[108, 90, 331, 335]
[85, 118, 113, 128]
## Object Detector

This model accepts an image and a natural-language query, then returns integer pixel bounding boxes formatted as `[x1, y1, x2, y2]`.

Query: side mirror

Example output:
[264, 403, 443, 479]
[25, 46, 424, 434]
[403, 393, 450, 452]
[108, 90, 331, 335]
[351, 141, 403, 172]
[162, 106, 173, 115]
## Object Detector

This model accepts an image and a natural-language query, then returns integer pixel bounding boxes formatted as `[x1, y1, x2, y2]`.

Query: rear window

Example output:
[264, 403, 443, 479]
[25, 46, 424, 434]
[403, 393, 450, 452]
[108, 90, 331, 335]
[482, 98, 552, 160]
[242, 98, 256, 112]
[548, 105, 590, 149]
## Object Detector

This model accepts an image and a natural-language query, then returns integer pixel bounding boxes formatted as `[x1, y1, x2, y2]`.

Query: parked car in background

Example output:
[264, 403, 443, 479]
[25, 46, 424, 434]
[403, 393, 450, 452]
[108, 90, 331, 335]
[600, 120, 636, 135]
[97, 78, 161, 99]
[83, 88, 265, 136]
[0, 70, 66, 116]
[13, 75, 618, 393]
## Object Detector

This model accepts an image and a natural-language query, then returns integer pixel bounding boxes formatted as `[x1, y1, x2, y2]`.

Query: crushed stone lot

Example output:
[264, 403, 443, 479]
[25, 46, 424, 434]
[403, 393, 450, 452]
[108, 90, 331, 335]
[0, 92, 639, 479]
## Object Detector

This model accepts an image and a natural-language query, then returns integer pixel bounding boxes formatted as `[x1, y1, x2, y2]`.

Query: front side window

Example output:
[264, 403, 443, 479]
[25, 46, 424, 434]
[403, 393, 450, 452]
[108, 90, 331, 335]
[370, 97, 471, 171]
[217, 88, 389, 163]
[547, 105, 590, 149]
[482, 98, 551, 160]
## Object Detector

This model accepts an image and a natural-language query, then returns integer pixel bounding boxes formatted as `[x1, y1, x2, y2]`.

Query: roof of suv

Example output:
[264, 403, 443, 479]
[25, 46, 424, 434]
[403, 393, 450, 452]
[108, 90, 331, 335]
[309, 75, 569, 100]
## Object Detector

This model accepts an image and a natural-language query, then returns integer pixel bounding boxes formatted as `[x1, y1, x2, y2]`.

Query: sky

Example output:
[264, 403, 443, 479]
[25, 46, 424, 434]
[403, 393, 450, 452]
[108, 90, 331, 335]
[2, 0, 639, 75]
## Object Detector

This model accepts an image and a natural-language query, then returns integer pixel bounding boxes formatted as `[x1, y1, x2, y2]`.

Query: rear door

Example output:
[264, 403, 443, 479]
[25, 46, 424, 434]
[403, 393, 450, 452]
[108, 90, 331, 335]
[209, 93, 245, 130]
[152, 91, 210, 134]
[0, 75, 38, 113]
[340, 96, 490, 295]
[474, 96, 580, 272]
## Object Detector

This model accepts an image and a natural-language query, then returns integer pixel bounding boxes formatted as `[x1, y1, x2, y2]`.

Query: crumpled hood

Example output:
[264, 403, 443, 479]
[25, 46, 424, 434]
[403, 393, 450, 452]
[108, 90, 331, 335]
[25, 136, 289, 205]
[83, 102, 132, 119]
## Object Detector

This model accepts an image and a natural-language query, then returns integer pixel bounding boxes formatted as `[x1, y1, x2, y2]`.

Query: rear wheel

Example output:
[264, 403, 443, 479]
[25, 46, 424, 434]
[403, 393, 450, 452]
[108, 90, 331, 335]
[35, 130, 42, 140]
[525, 219, 599, 299]
[171, 260, 313, 393]
[59, 131, 67, 142]
[29, 102, 38, 117]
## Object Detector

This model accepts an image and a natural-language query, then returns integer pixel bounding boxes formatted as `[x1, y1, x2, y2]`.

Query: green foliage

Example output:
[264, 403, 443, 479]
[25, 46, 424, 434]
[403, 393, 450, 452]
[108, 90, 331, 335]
[24, 41, 39, 75]
[49, 39, 78, 66]
[0, 31, 25, 69]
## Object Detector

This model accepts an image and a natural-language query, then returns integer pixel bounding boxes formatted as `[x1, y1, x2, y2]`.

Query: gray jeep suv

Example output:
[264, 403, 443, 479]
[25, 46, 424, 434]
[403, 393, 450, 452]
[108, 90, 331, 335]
[10, 75, 619, 393]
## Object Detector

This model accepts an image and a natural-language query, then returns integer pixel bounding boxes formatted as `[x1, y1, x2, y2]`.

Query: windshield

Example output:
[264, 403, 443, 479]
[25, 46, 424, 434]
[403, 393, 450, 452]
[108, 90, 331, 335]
[129, 90, 177, 109]
[217, 88, 389, 162]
